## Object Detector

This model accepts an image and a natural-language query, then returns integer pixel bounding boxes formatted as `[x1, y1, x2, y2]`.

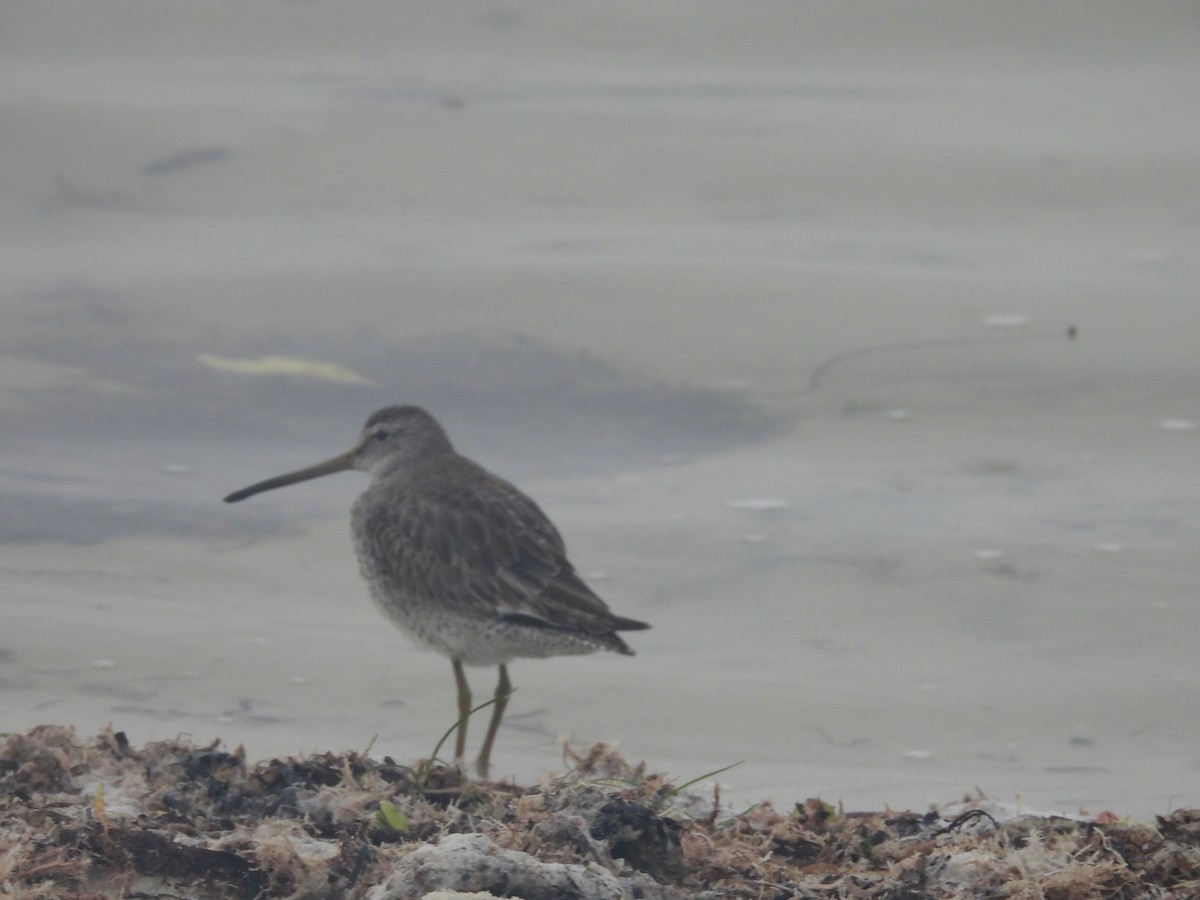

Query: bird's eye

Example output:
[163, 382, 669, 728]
[373, 429, 389, 441]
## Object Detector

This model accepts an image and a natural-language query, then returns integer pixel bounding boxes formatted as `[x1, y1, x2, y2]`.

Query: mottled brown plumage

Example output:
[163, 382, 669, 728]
[224, 405, 648, 775]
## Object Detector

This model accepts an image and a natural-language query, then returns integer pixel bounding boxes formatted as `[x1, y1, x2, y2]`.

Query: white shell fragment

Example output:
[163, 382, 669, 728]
[982, 314, 1030, 328]
[973, 549, 1006, 560]
[727, 497, 791, 511]
[1158, 418, 1197, 432]
[197, 353, 376, 386]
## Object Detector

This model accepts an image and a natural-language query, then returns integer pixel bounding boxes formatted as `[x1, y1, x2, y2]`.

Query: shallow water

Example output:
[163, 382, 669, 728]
[3, 1, 1198, 818]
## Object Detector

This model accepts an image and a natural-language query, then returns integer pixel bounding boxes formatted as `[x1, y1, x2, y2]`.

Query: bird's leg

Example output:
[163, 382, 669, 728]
[474, 664, 511, 778]
[452, 658, 471, 765]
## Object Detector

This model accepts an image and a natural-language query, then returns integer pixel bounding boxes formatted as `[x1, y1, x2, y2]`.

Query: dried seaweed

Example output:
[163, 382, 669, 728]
[2, 725, 1198, 899]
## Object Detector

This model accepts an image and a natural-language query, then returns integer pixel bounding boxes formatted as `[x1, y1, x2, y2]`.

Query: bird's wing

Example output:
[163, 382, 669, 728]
[361, 460, 626, 637]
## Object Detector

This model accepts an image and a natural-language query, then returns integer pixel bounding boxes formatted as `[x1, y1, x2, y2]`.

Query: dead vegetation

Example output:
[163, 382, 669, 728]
[2, 725, 1198, 899]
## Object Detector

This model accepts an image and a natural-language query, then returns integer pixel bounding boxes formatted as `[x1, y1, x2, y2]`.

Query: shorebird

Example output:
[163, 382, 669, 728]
[224, 405, 649, 776]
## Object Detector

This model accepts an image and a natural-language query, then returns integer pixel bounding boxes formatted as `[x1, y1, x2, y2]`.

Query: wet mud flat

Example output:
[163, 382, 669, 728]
[3, 726, 1199, 899]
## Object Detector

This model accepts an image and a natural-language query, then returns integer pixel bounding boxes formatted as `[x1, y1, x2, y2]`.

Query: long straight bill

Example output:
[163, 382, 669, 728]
[224, 450, 355, 503]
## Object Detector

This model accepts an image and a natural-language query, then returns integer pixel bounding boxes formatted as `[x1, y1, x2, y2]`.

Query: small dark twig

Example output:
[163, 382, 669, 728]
[933, 808, 999, 837]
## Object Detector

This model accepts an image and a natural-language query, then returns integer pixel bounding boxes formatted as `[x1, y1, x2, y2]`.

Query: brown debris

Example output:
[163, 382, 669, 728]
[2, 724, 1199, 899]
